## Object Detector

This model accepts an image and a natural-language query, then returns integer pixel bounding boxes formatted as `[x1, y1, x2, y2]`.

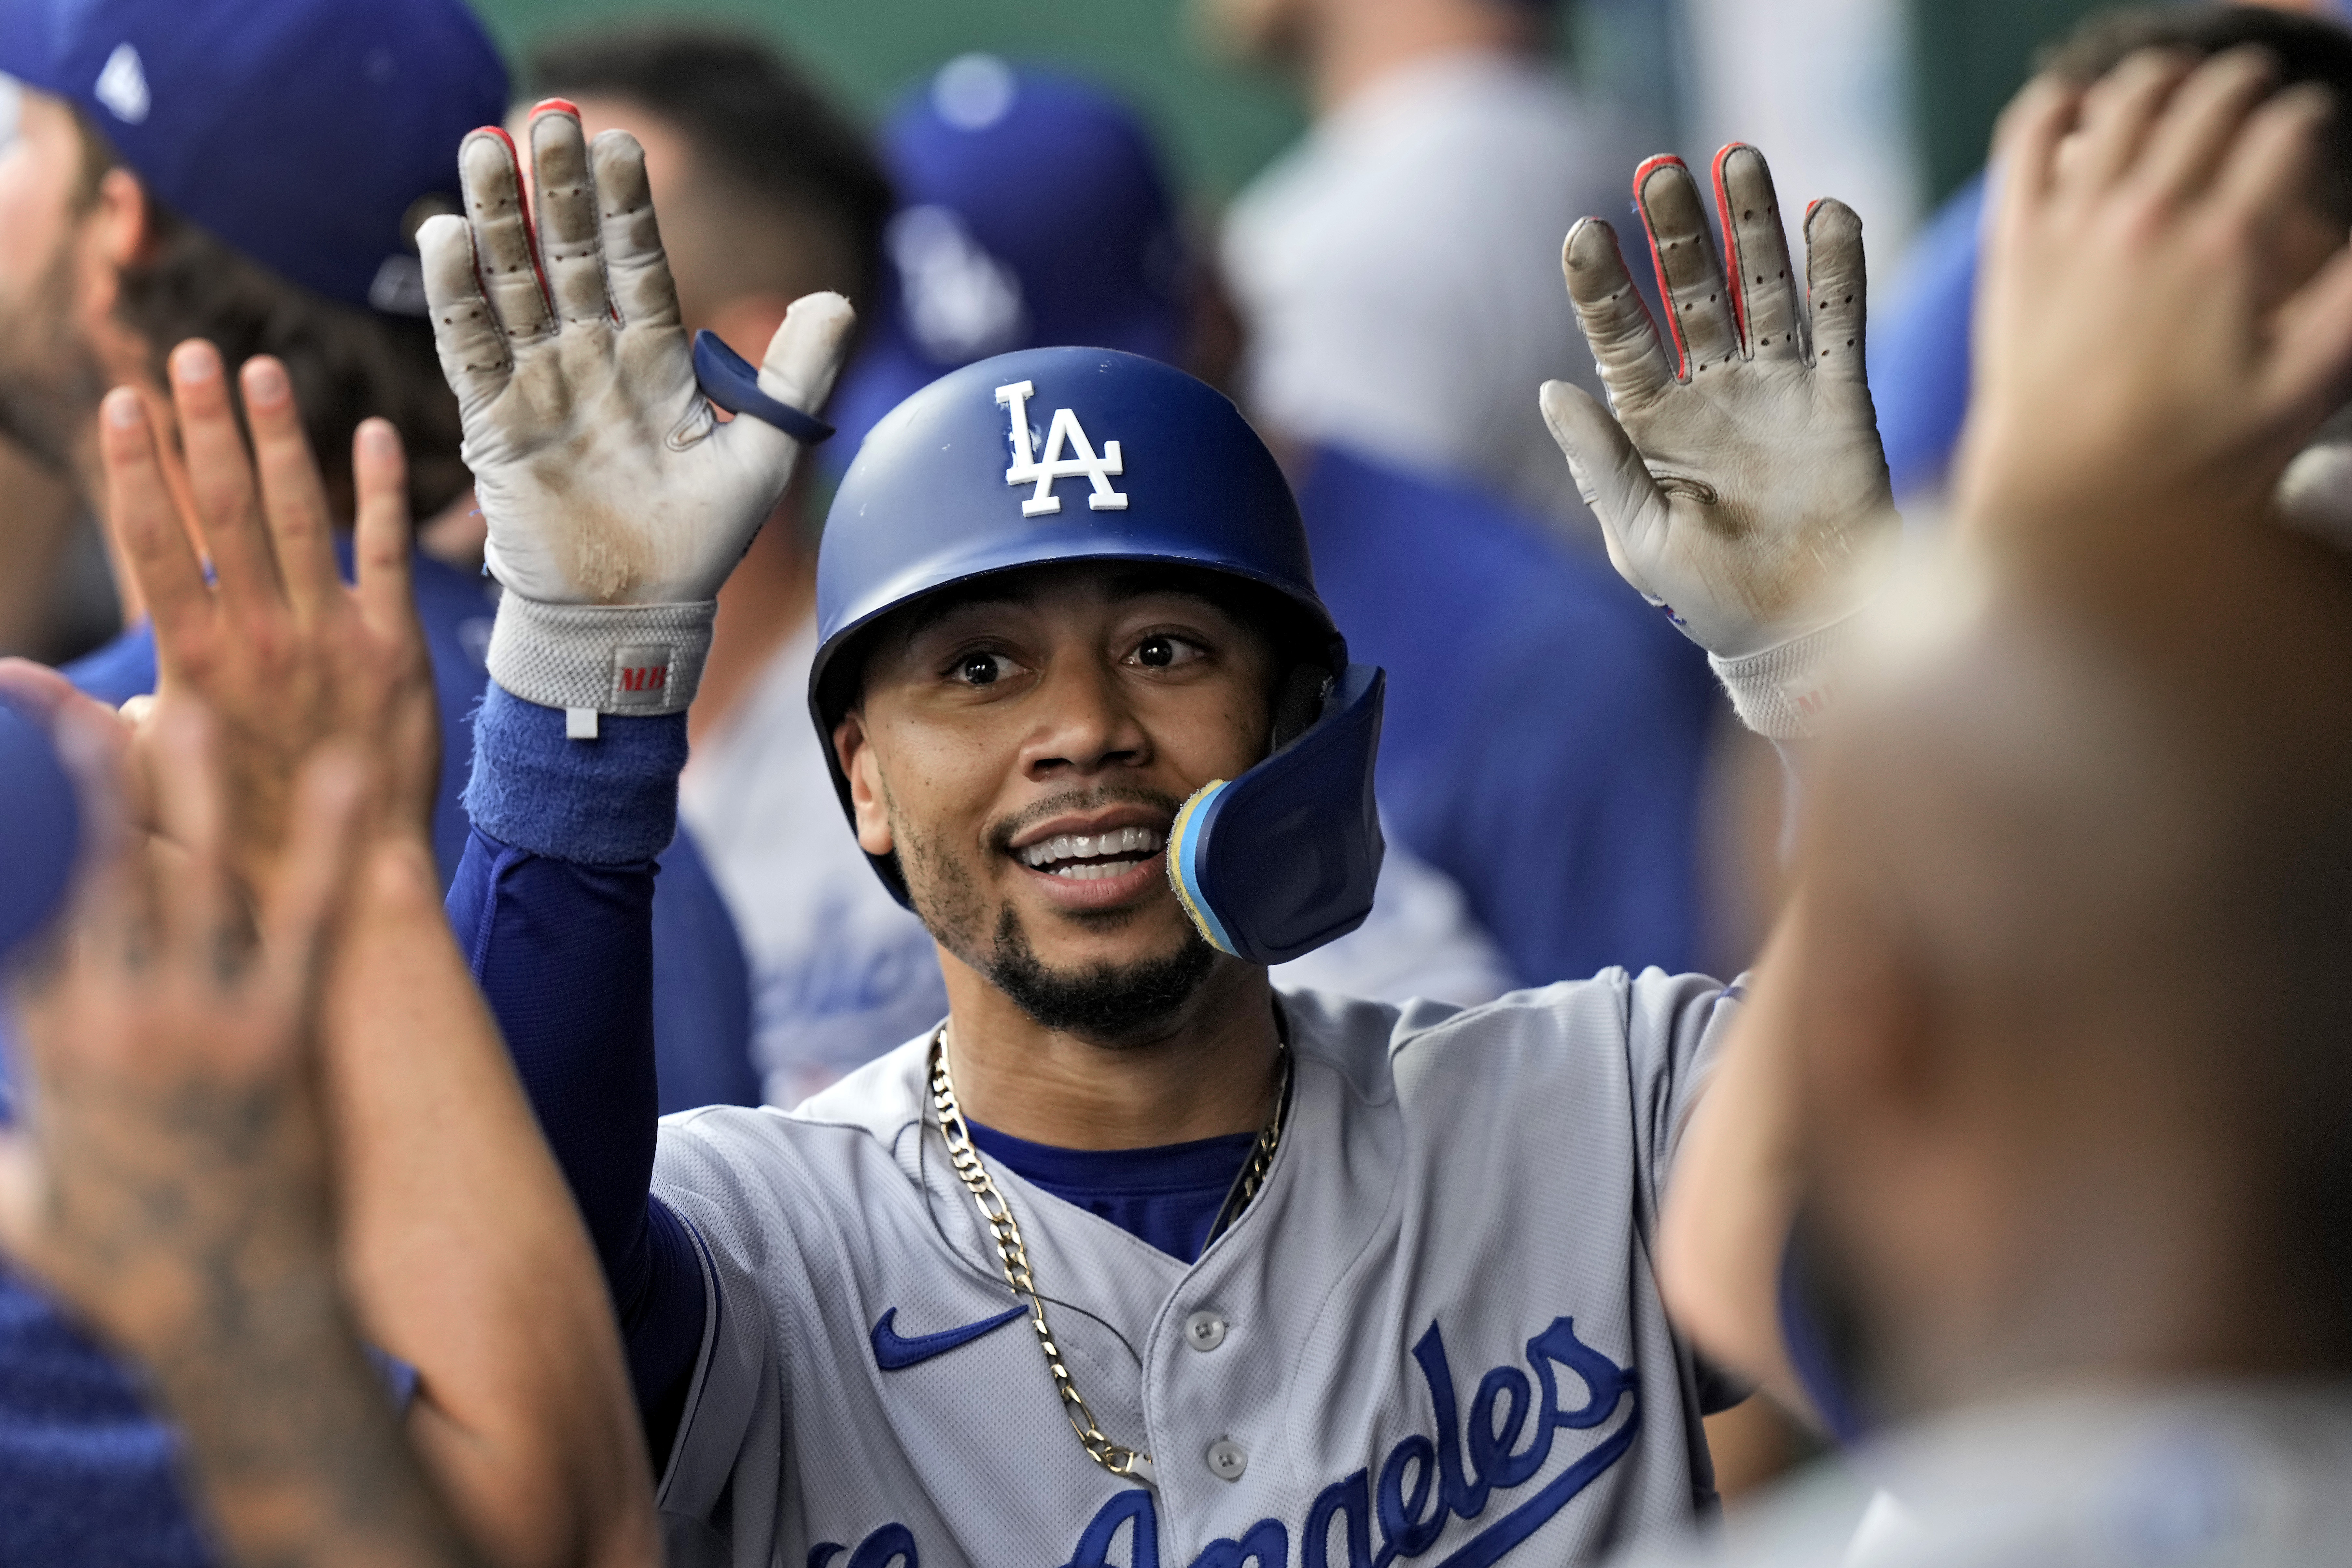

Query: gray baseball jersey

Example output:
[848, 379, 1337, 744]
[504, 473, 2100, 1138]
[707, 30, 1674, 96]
[650, 970, 1741, 1568]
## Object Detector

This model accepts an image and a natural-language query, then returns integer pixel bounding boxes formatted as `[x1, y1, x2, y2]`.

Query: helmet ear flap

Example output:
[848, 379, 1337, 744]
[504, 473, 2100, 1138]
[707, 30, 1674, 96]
[1169, 664, 1386, 966]
[1271, 664, 1329, 750]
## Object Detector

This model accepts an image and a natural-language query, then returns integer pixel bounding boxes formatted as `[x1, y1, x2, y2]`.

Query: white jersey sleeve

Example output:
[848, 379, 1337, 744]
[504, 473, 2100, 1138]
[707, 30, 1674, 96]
[647, 968, 1742, 1568]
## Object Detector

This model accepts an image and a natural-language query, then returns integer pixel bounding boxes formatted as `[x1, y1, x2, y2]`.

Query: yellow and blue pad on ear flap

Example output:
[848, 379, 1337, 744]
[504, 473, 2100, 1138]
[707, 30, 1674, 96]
[1164, 665, 1387, 967]
[1169, 780, 1239, 955]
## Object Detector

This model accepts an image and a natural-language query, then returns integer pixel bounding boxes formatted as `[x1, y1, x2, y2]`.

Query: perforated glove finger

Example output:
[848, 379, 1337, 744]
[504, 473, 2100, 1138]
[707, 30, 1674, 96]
[1717, 145, 1805, 362]
[1562, 216, 1679, 415]
[1637, 156, 1743, 377]
[530, 103, 614, 327]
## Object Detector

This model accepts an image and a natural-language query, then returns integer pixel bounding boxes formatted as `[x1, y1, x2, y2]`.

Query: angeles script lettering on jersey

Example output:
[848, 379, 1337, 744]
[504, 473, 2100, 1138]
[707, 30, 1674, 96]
[998, 380, 1130, 516]
[809, 1314, 1638, 1568]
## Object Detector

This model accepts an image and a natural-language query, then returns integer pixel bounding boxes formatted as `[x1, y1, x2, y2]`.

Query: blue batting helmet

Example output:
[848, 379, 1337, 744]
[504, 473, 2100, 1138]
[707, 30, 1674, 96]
[810, 346, 1384, 966]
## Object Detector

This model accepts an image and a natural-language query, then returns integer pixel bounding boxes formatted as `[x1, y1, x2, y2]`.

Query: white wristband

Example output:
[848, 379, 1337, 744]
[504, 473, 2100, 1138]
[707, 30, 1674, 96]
[1708, 615, 1853, 739]
[485, 595, 716, 720]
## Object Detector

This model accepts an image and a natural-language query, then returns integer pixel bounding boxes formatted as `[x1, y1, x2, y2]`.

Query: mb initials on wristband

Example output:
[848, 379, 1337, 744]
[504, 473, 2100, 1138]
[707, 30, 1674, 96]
[485, 596, 716, 728]
[1708, 615, 1854, 740]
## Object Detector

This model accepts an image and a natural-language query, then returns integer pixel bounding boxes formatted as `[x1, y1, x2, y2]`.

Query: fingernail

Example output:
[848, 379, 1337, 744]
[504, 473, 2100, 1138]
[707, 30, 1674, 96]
[245, 360, 288, 405]
[104, 389, 142, 429]
[360, 420, 398, 459]
[170, 342, 217, 383]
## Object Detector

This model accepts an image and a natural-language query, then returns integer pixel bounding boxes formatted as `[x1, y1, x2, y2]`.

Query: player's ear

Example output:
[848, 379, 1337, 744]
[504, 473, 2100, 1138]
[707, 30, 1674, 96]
[835, 712, 896, 858]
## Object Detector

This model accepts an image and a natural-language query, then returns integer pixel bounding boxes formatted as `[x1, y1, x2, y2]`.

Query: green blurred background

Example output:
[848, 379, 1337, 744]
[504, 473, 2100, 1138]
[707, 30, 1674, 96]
[470, 0, 1308, 203]
[470, 0, 2116, 217]
[1911, 0, 2111, 202]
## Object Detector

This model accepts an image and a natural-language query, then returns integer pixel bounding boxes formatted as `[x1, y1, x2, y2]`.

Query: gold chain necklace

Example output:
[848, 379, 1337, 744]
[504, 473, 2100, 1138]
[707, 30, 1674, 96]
[928, 1027, 1292, 1486]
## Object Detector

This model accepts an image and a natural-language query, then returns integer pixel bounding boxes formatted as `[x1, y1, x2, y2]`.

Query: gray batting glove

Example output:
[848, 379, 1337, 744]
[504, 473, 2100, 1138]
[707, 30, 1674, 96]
[418, 104, 854, 723]
[1541, 145, 1896, 738]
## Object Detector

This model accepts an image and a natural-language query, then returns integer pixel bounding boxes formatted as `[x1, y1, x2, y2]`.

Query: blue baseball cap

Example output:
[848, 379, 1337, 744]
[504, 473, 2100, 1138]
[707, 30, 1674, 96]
[823, 56, 1190, 462]
[0, 0, 508, 314]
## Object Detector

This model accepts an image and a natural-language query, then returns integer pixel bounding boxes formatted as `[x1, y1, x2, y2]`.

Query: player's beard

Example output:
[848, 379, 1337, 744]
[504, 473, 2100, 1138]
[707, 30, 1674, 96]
[898, 783, 1218, 1043]
[0, 243, 109, 473]
[983, 905, 1218, 1042]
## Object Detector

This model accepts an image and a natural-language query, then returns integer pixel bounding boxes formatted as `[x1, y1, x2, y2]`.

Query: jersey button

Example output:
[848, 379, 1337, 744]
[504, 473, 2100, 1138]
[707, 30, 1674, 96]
[1183, 1311, 1227, 1352]
[1206, 1438, 1248, 1481]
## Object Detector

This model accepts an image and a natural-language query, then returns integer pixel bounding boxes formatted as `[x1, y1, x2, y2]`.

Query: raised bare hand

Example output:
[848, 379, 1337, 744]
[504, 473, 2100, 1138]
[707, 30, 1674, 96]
[0, 705, 494, 1567]
[0, 703, 359, 1365]
[1962, 47, 2352, 535]
[101, 346, 437, 887]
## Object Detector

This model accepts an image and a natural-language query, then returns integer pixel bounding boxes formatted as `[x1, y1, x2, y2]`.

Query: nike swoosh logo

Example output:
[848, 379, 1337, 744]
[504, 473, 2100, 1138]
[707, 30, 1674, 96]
[871, 1304, 1029, 1371]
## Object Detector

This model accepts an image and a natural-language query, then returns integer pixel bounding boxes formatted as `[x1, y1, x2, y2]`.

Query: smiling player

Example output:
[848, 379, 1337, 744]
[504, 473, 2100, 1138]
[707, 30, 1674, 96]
[421, 99, 1888, 1567]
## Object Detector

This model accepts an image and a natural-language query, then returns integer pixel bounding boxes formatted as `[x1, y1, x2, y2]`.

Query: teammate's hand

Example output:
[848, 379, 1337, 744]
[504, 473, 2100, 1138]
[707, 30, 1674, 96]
[417, 104, 854, 718]
[0, 707, 498, 1568]
[1962, 48, 2352, 540]
[99, 345, 438, 888]
[1542, 147, 1896, 732]
[0, 703, 362, 1368]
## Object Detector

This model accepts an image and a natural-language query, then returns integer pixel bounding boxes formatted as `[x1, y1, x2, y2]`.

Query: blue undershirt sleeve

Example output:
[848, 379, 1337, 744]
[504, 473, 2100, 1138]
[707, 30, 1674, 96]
[448, 684, 709, 1459]
[1778, 1223, 1866, 1446]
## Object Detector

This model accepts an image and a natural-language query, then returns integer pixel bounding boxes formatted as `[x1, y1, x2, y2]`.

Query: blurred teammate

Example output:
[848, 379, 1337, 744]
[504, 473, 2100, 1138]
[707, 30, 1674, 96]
[0, 432, 110, 661]
[819, 55, 1193, 459]
[0, 346, 663, 1560]
[1290, 445, 1719, 986]
[0, 0, 757, 1100]
[1640, 45, 2352, 1565]
[1210, 0, 1630, 532]
[0, 708, 524, 1568]
[0, 0, 741, 1558]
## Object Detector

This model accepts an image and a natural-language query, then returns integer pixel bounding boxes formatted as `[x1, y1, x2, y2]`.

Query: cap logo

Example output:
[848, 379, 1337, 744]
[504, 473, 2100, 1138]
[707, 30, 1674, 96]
[895, 206, 1025, 363]
[93, 44, 149, 125]
[997, 381, 1127, 516]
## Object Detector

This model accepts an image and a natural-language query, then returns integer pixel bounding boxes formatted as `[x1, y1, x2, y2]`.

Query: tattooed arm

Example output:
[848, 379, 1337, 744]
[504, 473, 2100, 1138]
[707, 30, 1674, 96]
[85, 350, 659, 1568]
[0, 703, 486, 1568]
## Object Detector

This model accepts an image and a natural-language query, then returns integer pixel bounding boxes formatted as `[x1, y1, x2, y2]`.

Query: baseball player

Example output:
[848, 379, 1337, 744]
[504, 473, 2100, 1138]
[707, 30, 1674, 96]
[415, 97, 1890, 1568]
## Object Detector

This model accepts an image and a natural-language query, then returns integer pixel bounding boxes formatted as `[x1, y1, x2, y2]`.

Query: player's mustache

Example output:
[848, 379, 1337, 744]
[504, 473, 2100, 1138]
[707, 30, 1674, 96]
[985, 786, 1184, 858]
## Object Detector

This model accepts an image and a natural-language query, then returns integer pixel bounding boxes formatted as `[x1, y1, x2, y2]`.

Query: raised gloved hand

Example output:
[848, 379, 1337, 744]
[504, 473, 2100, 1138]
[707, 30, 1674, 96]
[1541, 145, 1896, 737]
[418, 101, 855, 722]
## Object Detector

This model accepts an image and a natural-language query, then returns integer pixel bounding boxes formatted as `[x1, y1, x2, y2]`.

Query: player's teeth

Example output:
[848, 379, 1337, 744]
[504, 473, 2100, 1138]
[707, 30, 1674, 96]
[1020, 827, 1164, 869]
[1050, 857, 1148, 880]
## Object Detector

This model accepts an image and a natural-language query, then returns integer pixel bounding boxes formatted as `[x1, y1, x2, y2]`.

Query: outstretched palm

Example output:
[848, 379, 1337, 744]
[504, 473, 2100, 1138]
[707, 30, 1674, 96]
[420, 108, 852, 609]
[1542, 146, 1895, 658]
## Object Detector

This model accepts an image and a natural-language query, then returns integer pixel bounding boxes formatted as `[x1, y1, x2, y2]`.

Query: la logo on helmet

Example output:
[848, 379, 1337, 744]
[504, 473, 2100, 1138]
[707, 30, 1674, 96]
[997, 381, 1128, 516]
